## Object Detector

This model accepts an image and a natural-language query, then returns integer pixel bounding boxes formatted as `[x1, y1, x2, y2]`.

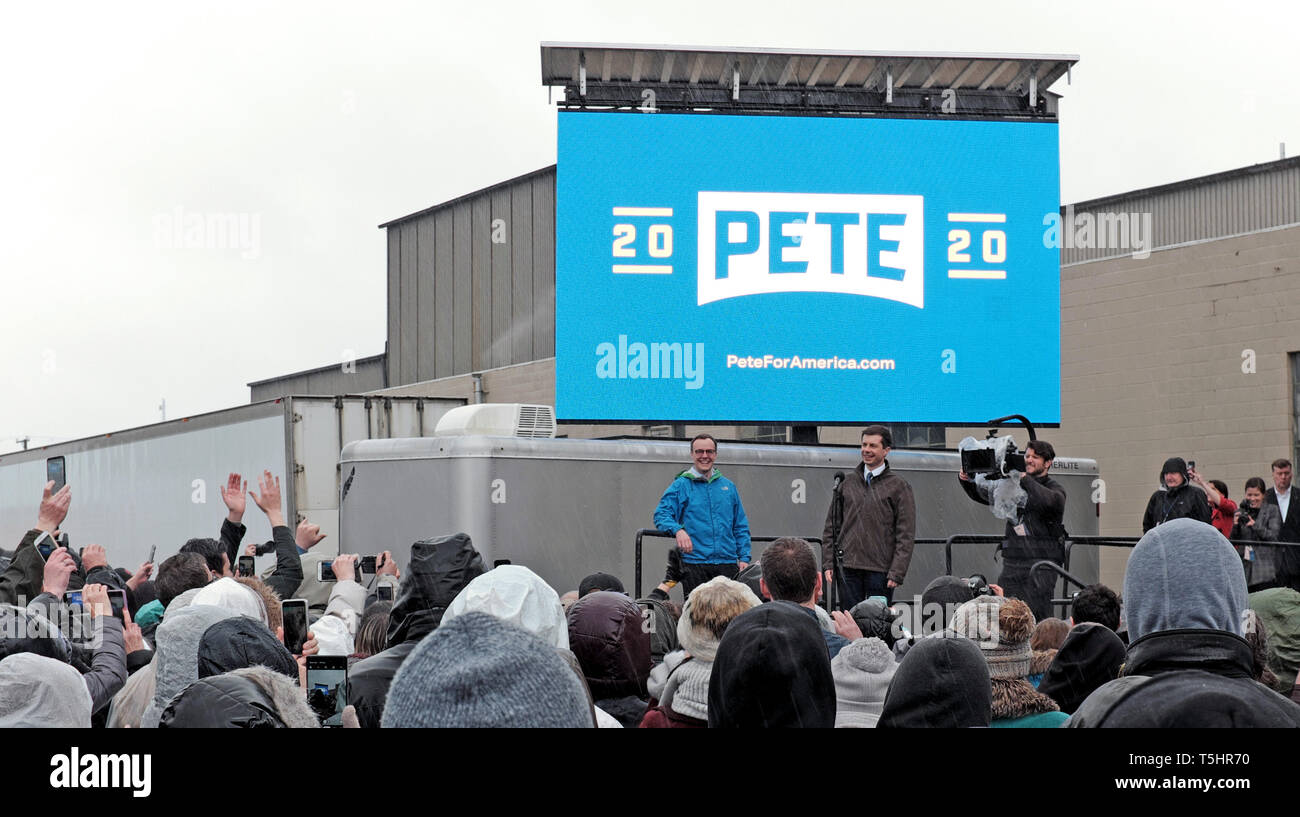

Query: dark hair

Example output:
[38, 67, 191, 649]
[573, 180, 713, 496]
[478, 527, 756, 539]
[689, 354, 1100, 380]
[1209, 479, 1229, 497]
[1071, 584, 1121, 632]
[1273, 459, 1293, 472]
[1027, 440, 1056, 461]
[861, 425, 892, 449]
[354, 601, 393, 658]
[156, 552, 211, 608]
[759, 537, 818, 603]
[179, 537, 225, 574]
[691, 433, 717, 450]
[1245, 477, 1267, 493]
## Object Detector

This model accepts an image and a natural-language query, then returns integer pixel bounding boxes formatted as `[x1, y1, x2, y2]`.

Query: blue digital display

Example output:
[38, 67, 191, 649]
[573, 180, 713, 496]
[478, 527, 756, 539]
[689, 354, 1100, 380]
[556, 111, 1061, 423]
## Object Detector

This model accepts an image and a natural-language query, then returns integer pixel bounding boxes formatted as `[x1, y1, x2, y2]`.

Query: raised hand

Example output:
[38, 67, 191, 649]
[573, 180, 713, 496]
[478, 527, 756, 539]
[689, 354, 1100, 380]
[296, 520, 326, 551]
[248, 471, 285, 528]
[37, 481, 71, 533]
[220, 473, 248, 523]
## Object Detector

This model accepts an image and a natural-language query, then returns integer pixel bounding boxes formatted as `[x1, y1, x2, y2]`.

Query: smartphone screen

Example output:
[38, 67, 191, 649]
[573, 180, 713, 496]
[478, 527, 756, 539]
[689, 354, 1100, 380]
[46, 457, 66, 492]
[306, 655, 348, 727]
[63, 590, 84, 608]
[37, 537, 56, 562]
[318, 562, 337, 582]
[107, 589, 127, 623]
[359, 555, 376, 574]
[377, 585, 394, 602]
[238, 555, 255, 577]
[282, 599, 309, 654]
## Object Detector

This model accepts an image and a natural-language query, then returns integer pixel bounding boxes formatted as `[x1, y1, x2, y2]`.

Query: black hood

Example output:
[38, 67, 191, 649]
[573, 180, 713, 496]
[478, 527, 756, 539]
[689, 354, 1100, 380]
[386, 533, 486, 648]
[878, 635, 992, 728]
[707, 601, 835, 728]
[197, 617, 298, 680]
[1159, 457, 1189, 488]
[1037, 623, 1126, 714]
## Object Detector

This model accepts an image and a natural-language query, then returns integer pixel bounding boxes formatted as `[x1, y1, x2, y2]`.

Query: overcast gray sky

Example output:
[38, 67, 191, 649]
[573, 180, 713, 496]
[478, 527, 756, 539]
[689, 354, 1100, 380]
[2, 0, 1296, 453]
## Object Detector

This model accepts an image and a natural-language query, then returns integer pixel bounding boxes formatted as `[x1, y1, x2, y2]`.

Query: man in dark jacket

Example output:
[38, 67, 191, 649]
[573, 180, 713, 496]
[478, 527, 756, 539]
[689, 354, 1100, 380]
[347, 533, 486, 728]
[1069, 519, 1300, 727]
[1141, 457, 1212, 533]
[960, 439, 1067, 621]
[822, 426, 916, 608]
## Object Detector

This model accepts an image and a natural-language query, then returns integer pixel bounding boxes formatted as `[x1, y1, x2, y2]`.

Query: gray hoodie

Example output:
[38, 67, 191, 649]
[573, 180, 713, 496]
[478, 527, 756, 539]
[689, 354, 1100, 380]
[1123, 518, 1248, 641]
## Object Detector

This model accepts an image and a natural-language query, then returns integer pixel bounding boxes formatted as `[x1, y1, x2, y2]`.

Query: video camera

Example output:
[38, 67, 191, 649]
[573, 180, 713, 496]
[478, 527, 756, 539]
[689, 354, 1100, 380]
[959, 414, 1036, 480]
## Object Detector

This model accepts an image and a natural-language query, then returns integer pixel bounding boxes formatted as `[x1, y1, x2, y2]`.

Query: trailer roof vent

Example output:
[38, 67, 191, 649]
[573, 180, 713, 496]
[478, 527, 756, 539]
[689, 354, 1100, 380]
[433, 403, 557, 438]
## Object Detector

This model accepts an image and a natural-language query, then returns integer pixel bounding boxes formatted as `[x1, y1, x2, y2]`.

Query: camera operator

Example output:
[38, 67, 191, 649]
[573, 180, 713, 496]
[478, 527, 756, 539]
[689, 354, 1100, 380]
[1232, 476, 1281, 586]
[959, 440, 1066, 622]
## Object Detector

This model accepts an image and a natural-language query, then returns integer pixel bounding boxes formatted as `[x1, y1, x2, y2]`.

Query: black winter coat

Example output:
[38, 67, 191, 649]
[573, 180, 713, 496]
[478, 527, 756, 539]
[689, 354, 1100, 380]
[1068, 629, 1300, 727]
[1142, 483, 1212, 533]
[347, 533, 485, 728]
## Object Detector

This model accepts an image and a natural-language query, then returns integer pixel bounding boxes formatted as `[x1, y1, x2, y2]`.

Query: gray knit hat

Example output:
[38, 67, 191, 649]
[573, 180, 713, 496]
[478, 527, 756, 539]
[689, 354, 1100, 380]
[831, 637, 898, 728]
[948, 595, 1036, 679]
[381, 612, 593, 728]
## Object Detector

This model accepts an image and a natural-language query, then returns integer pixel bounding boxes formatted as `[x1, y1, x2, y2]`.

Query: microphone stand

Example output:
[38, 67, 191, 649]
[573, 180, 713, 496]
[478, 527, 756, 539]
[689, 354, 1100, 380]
[828, 474, 848, 612]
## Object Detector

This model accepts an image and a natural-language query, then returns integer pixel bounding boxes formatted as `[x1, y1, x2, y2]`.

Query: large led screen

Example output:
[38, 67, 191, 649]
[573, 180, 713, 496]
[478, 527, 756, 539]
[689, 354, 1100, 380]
[556, 111, 1061, 424]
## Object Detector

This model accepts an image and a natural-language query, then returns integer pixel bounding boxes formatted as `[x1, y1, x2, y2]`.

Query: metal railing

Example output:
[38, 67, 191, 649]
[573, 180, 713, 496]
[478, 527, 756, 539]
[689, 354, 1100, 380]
[633, 529, 822, 599]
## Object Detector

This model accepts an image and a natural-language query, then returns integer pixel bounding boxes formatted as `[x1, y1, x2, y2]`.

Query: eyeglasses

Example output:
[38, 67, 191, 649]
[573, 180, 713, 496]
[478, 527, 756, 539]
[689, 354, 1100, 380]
[693, 449, 716, 456]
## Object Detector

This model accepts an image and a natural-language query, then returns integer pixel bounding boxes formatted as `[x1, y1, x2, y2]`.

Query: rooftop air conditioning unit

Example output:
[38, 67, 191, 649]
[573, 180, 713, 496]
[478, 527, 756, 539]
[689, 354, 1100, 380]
[433, 403, 557, 438]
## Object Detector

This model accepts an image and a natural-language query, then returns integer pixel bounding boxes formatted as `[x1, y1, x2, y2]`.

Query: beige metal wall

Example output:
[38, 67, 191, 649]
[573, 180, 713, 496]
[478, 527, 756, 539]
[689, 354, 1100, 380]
[951, 222, 1300, 588]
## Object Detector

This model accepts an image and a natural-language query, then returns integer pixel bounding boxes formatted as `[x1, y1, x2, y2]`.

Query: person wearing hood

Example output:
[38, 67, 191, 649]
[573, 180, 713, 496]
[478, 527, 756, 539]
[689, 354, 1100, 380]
[141, 603, 241, 728]
[917, 574, 977, 635]
[832, 637, 897, 728]
[1037, 622, 1126, 714]
[877, 635, 991, 728]
[949, 595, 1067, 727]
[707, 599, 836, 728]
[1141, 457, 1212, 533]
[567, 590, 652, 727]
[0, 653, 94, 728]
[382, 612, 592, 728]
[441, 564, 598, 724]
[641, 576, 760, 728]
[347, 533, 486, 728]
[159, 665, 320, 728]
[1070, 518, 1300, 727]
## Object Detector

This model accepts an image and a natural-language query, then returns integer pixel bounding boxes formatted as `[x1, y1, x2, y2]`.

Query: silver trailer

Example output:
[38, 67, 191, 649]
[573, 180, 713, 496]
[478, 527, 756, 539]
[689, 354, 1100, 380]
[338, 435, 1100, 605]
[0, 396, 462, 571]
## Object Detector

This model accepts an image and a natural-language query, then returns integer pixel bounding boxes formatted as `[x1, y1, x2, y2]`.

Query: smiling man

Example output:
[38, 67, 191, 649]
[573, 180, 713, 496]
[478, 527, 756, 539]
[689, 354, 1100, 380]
[961, 439, 1067, 621]
[823, 425, 916, 609]
[653, 434, 751, 599]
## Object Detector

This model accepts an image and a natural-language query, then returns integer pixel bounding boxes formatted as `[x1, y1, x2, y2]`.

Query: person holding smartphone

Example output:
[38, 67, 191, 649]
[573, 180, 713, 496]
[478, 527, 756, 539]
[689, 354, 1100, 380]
[0, 480, 72, 605]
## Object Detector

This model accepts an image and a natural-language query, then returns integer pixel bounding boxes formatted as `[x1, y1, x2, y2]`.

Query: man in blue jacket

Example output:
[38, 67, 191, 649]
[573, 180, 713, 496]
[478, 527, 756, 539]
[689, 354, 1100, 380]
[652, 434, 751, 599]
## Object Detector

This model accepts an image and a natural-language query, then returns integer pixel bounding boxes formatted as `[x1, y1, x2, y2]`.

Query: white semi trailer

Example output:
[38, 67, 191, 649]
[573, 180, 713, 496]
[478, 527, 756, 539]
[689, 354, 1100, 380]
[0, 395, 462, 572]
[338, 433, 1102, 606]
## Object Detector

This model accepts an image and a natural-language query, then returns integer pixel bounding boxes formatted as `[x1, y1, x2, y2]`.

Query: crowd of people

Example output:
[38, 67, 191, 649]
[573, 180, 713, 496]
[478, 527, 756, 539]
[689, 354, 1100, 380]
[3, 437, 1300, 728]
